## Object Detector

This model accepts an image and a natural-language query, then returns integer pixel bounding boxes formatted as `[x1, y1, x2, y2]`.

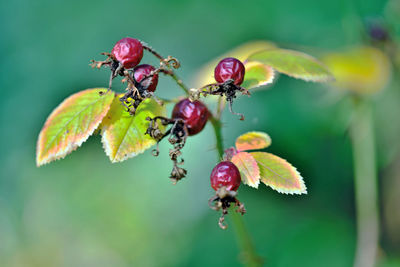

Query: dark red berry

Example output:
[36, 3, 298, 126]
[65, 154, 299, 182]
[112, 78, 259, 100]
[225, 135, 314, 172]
[210, 161, 241, 192]
[172, 99, 209, 136]
[214, 57, 245, 85]
[133, 64, 158, 92]
[111, 37, 143, 69]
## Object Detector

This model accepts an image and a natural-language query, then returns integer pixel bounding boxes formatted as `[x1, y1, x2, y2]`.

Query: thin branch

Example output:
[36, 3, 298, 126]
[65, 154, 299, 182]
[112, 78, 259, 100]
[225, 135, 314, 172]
[210, 108, 262, 267]
[169, 71, 190, 96]
[166, 61, 261, 266]
[209, 115, 224, 160]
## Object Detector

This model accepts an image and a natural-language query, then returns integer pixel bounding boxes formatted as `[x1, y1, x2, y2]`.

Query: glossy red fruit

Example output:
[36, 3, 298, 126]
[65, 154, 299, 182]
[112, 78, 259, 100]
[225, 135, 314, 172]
[111, 37, 143, 69]
[210, 161, 241, 191]
[133, 64, 158, 92]
[172, 99, 209, 136]
[214, 57, 245, 85]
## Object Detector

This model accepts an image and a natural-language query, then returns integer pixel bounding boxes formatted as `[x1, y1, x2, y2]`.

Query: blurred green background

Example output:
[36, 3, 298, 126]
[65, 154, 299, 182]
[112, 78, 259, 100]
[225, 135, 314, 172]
[1, 0, 400, 266]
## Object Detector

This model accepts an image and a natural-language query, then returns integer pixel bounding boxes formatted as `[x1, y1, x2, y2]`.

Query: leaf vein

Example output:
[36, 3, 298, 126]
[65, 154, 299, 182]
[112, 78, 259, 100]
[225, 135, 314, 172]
[43, 95, 105, 153]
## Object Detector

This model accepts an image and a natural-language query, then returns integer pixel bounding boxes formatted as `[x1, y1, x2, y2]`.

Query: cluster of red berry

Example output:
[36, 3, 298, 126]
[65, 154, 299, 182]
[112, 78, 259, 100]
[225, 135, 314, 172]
[92, 37, 248, 228]
[91, 37, 179, 115]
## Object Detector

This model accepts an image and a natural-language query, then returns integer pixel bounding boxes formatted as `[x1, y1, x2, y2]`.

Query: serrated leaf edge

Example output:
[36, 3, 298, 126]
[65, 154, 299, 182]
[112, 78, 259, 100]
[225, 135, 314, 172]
[36, 88, 114, 166]
[252, 152, 307, 195]
[101, 119, 155, 163]
[100, 99, 163, 163]
[244, 62, 276, 89]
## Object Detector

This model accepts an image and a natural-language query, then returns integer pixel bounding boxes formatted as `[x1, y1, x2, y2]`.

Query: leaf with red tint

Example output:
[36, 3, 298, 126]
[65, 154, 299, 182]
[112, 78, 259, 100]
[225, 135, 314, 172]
[235, 131, 271, 151]
[251, 152, 307, 194]
[231, 152, 260, 188]
[36, 88, 114, 166]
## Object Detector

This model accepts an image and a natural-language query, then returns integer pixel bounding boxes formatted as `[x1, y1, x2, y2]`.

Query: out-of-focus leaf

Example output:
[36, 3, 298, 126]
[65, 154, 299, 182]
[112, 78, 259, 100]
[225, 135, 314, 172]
[322, 46, 391, 94]
[36, 88, 114, 166]
[251, 152, 307, 194]
[242, 61, 275, 90]
[247, 48, 334, 82]
[101, 97, 166, 163]
[235, 131, 271, 151]
[231, 152, 260, 188]
[194, 40, 276, 87]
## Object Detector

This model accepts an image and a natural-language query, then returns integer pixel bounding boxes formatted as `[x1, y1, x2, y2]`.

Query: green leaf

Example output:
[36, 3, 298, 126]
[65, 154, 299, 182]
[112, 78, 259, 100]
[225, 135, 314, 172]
[235, 131, 271, 151]
[250, 152, 307, 194]
[242, 61, 275, 90]
[36, 88, 114, 166]
[247, 48, 334, 82]
[101, 97, 166, 163]
[231, 152, 260, 188]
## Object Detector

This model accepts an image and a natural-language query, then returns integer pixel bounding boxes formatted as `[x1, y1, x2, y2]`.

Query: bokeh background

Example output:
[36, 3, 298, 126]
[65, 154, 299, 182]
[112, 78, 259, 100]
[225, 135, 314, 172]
[1, 0, 399, 266]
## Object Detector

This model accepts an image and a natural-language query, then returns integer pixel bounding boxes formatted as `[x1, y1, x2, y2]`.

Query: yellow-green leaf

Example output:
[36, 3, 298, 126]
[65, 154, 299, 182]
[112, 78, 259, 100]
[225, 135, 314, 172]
[101, 97, 166, 163]
[194, 40, 276, 87]
[242, 61, 275, 90]
[322, 46, 391, 94]
[231, 152, 260, 188]
[235, 131, 271, 151]
[251, 152, 307, 194]
[247, 48, 334, 82]
[36, 88, 115, 166]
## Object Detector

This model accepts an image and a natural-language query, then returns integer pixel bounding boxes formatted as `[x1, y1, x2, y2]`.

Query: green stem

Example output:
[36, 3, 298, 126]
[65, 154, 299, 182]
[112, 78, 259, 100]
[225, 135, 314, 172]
[349, 98, 379, 267]
[143, 41, 189, 96]
[230, 212, 263, 267]
[169, 71, 190, 95]
[169, 74, 261, 266]
[210, 111, 262, 267]
[209, 116, 224, 159]
[157, 96, 180, 104]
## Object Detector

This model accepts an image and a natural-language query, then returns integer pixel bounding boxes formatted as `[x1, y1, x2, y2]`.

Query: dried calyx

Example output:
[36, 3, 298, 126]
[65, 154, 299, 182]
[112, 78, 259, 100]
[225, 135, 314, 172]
[145, 116, 188, 183]
[193, 57, 249, 120]
[145, 98, 209, 183]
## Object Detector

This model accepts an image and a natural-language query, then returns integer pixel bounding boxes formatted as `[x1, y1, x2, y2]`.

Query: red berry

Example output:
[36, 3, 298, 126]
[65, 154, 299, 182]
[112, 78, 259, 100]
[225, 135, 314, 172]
[210, 161, 241, 191]
[172, 99, 209, 136]
[111, 37, 143, 69]
[214, 57, 245, 85]
[133, 64, 159, 92]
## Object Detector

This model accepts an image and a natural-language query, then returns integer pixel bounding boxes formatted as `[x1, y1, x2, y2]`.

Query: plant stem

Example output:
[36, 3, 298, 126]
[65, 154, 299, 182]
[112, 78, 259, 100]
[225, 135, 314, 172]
[141, 41, 189, 96]
[157, 96, 180, 104]
[169, 72, 190, 95]
[216, 96, 226, 119]
[349, 98, 379, 267]
[230, 211, 263, 267]
[210, 110, 262, 267]
[209, 116, 224, 159]
[169, 73, 260, 266]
